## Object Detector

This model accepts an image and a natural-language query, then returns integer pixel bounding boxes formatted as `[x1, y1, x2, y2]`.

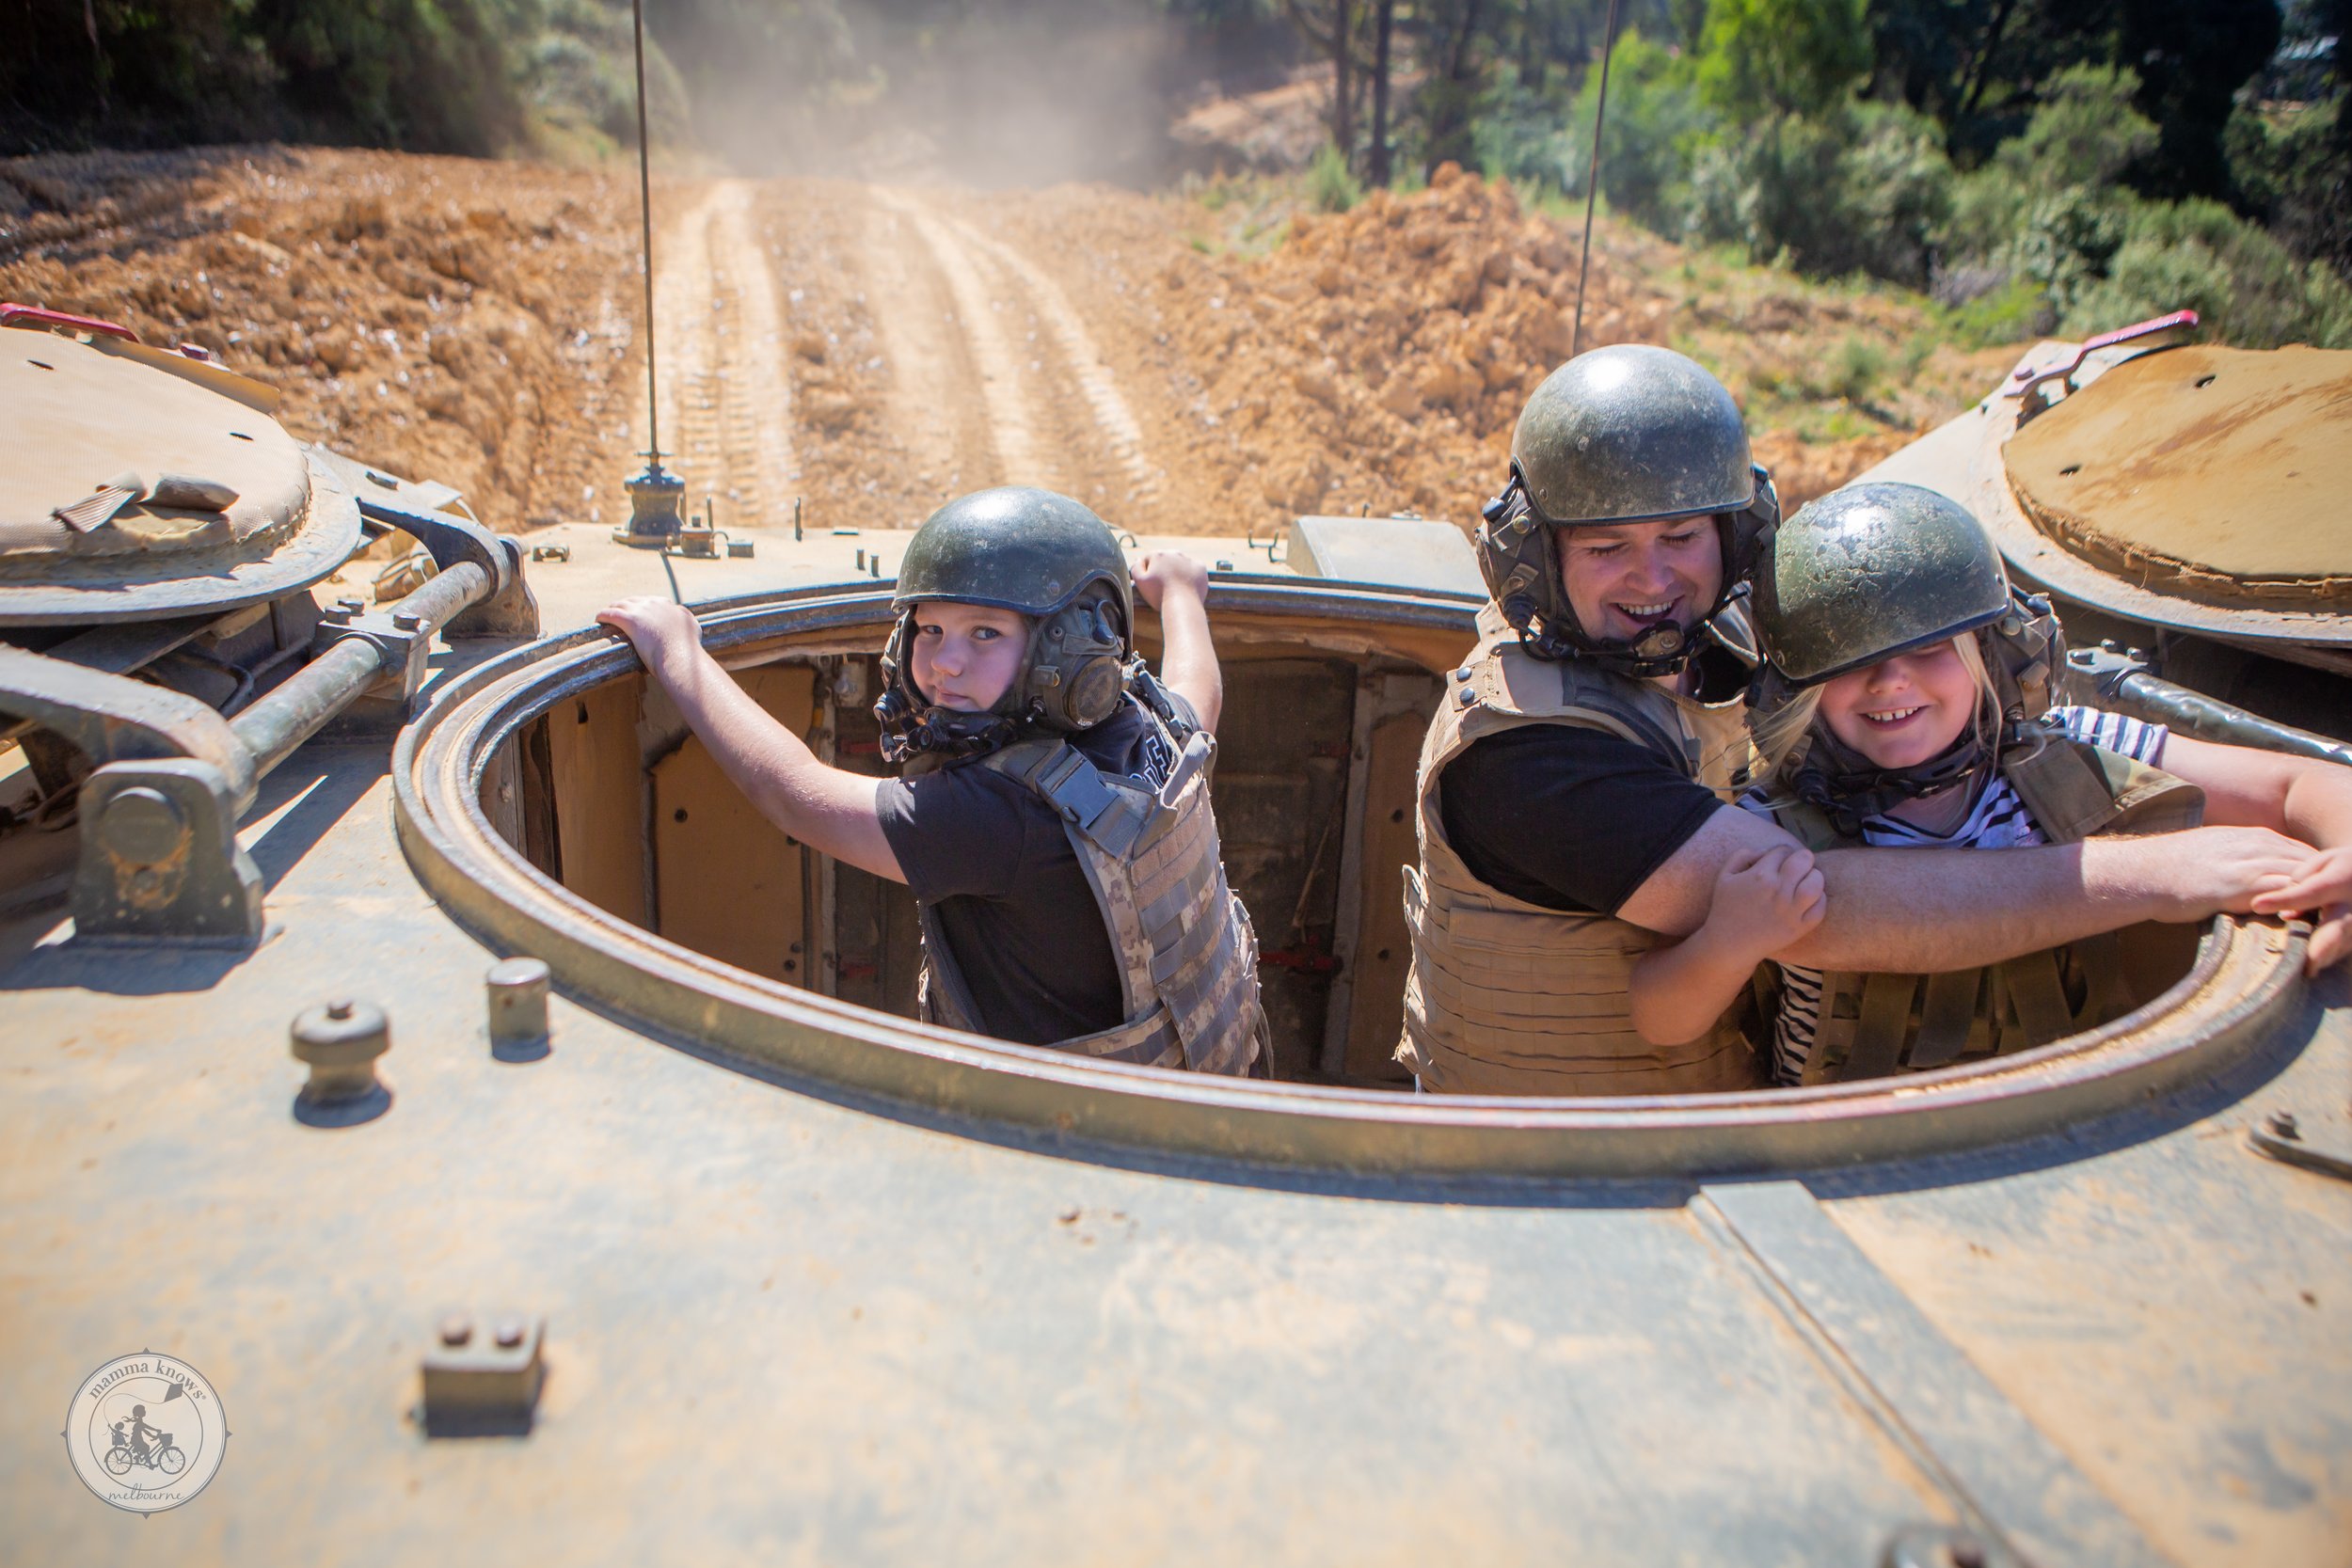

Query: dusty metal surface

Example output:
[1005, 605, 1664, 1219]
[1856, 350, 2352, 666]
[5, 511, 2349, 1562]
[2006, 345, 2352, 607]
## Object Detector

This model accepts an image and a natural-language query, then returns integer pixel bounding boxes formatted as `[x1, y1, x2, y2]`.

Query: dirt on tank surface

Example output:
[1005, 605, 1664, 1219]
[2005, 343, 2352, 608]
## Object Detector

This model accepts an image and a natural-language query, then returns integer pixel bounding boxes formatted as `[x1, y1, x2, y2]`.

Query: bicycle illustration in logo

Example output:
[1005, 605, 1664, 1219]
[102, 1404, 187, 1479]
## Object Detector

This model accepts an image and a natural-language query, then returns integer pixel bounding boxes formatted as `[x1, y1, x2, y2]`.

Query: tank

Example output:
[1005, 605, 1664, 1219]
[5, 304, 2349, 1566]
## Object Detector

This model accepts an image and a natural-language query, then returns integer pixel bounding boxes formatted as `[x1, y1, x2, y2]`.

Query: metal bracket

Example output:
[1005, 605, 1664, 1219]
[0, 644, 257, 810]
[2249, 1110, 2352, 1183]
[2010, 309, 2199, 424]
[320, 449, 540, 639]
[421, 1312, 547, 1436]
[72, 758, 262, 943]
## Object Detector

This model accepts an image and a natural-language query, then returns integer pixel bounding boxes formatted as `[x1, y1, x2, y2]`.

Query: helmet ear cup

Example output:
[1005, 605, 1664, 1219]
[1062, 656, 1124, 727]
[1027, 594, 1129, 731]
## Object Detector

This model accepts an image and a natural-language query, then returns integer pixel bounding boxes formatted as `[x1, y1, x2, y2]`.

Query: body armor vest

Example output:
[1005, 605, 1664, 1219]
[1398, 603, 1764, 1095]
[1763, 732, 2204, 1084]
[913, 698, 1266, 1077]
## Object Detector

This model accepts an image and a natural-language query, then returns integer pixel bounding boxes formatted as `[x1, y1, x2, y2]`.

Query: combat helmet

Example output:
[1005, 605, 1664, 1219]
[1476, 344, 1777, 676]
[1750, 481, 2068, 829]
[875, 486, 1136, 763]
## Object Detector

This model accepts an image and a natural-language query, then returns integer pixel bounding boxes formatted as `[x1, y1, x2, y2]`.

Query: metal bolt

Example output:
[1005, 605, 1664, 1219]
[855, 548, 866, 570]
[485, 957, 551, 1059]
[337, 596, 366, 615]
[290, 998, 390, 1122]
[2269, 1111, 2301, 1140]
[439, 1314, 474, 1347]
[98, 785, 187, 864]
[391, 610, 422, 632]
[494, 1318, 526, 1349]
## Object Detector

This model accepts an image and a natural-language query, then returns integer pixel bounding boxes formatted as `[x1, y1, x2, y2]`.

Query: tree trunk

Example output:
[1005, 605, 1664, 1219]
[1370, 0, 1395, 184]
[1332, 0, 1356, 162]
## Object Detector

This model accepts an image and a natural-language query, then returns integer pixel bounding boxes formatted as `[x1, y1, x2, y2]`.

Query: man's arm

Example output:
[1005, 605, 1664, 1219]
[2158, 733, 2352, 972]
[1133, 552, 1220, 734]
[599, 597, 905, 883]
[1615, 802, 2319, 973]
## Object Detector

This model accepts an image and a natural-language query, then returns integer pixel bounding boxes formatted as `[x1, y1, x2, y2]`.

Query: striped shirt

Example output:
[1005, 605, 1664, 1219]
[1739, 705, 2169, 1085]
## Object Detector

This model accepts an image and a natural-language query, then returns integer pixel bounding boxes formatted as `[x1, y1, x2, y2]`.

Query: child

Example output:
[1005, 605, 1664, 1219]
[600, 485, 1267, 1076]
[1629, 481, 2349, 1084]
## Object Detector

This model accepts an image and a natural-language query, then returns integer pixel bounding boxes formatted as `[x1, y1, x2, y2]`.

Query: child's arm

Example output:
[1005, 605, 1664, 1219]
[1133, 551, 1221, 735]
[2153, 734, 2352, 973]
[597, 596, 907, 883]
[1629, 844, 1826, 1046]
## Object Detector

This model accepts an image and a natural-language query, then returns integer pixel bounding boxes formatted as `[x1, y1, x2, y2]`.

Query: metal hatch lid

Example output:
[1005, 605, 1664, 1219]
[2004, 343, 2352, 610]
[0, 332, 359, 626]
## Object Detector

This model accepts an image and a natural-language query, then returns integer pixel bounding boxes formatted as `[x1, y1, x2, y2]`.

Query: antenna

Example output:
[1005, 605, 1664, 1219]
[1569, 0, 1625, 362]
[612, 0, 688, 548]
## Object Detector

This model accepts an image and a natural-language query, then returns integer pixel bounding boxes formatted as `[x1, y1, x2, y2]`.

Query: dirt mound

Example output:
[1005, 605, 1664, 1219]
[1138, 164, 1686, 520]
[2, 148, 638, 531]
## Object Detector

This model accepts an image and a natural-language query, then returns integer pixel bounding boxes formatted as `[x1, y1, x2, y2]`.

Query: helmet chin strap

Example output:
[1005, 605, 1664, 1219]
[1790, 713, 1994, 838]
[1484, 473, 1725, 680]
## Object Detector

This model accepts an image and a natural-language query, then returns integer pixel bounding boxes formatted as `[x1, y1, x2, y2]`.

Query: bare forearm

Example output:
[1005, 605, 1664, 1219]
[1779, 840, 2174, 972]
[1629, 931, 1764, 1045]
[1152, 589, 1222, 734]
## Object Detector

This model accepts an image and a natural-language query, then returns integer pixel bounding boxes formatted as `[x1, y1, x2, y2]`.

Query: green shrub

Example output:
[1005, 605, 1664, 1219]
[2061, 198, 2352, 348]
[1309, 142, 1361, 214]
[1687, 102, 1953, 288]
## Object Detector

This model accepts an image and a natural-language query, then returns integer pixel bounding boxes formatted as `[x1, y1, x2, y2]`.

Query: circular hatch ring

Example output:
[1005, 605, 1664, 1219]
[392, 578, 2312, 1179]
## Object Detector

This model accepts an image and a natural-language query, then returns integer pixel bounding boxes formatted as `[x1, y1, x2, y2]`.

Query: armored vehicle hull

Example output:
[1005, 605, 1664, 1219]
[5, 317, 2350, 1565]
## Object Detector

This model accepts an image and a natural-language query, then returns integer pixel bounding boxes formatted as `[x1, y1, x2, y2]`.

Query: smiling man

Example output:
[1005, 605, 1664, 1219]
[1399, 348, 2322, 1097]
[601, 485, 1266, 1075]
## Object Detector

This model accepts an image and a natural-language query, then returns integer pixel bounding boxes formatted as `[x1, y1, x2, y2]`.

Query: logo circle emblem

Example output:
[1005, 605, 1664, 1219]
[65, 1352, 229, 1513]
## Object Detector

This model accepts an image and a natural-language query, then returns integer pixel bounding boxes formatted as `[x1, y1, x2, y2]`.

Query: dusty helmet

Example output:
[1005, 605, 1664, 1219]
[1752, 482, 2010, 687]
[1475, 345, 1770, 676]
[877, 486, 1136, 760]
[1750, 481, 2065, 832]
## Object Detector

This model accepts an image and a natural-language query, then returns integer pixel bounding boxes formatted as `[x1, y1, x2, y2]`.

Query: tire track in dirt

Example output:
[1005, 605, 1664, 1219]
[865, 186, 1164, 523]
[854, 193, 995, 499]
[645, 180, 797, 527]
[868, 186, 1045, 490]
[931, 208, 1164, 515]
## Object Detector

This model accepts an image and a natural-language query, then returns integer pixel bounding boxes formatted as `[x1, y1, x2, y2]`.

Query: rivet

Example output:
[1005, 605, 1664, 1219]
[494, 1318, 526, 1349]
[326, 999, 354, 1020]
[485, 957, 552, 1062]
[439, 1313, 474, 1347]
[1458, 688, 1476, 705]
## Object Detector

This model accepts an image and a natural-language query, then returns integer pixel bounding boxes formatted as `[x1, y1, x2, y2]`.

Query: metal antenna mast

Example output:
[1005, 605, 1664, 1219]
[1569, 0, 1625, 361]
[613, 0, 688, 547]
[631, 0, 661, 467]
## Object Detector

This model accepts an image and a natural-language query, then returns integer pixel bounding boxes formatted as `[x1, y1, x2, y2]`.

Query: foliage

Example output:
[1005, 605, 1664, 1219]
[1308, 140, 1362, 211]
[1693, 0, 1870, 120]
[1688, 101, 1953, 287]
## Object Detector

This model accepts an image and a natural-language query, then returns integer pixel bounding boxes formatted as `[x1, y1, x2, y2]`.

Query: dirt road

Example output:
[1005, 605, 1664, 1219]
[3, 148, 1998, 542]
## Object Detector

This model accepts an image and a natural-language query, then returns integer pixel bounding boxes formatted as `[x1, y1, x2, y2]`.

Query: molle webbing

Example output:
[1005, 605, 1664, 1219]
[1774, 735, 2204, 1083]
[915, 708, 1263, 1076]
[1398, 603, 1762, 1096]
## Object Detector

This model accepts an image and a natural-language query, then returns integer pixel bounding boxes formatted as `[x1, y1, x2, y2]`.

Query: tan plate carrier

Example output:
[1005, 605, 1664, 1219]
[1399, 603, 1762, 1096]
[916, 711, 1265, 1077]
[1767, 734, 2205, 1082]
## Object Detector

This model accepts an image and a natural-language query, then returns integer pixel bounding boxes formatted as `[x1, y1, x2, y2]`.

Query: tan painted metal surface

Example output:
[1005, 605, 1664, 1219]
[2006, 344, 2352, 607]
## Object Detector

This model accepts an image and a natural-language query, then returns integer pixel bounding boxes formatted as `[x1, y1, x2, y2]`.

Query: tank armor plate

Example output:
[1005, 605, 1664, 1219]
[2006, 344, 2352, 610]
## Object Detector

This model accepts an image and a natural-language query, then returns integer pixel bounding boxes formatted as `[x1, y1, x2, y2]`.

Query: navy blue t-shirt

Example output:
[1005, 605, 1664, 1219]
[876, 694, 1191, 1045]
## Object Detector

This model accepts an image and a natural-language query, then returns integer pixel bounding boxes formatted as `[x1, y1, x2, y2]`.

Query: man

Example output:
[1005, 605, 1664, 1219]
[1398, 345, 2317, 1095]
